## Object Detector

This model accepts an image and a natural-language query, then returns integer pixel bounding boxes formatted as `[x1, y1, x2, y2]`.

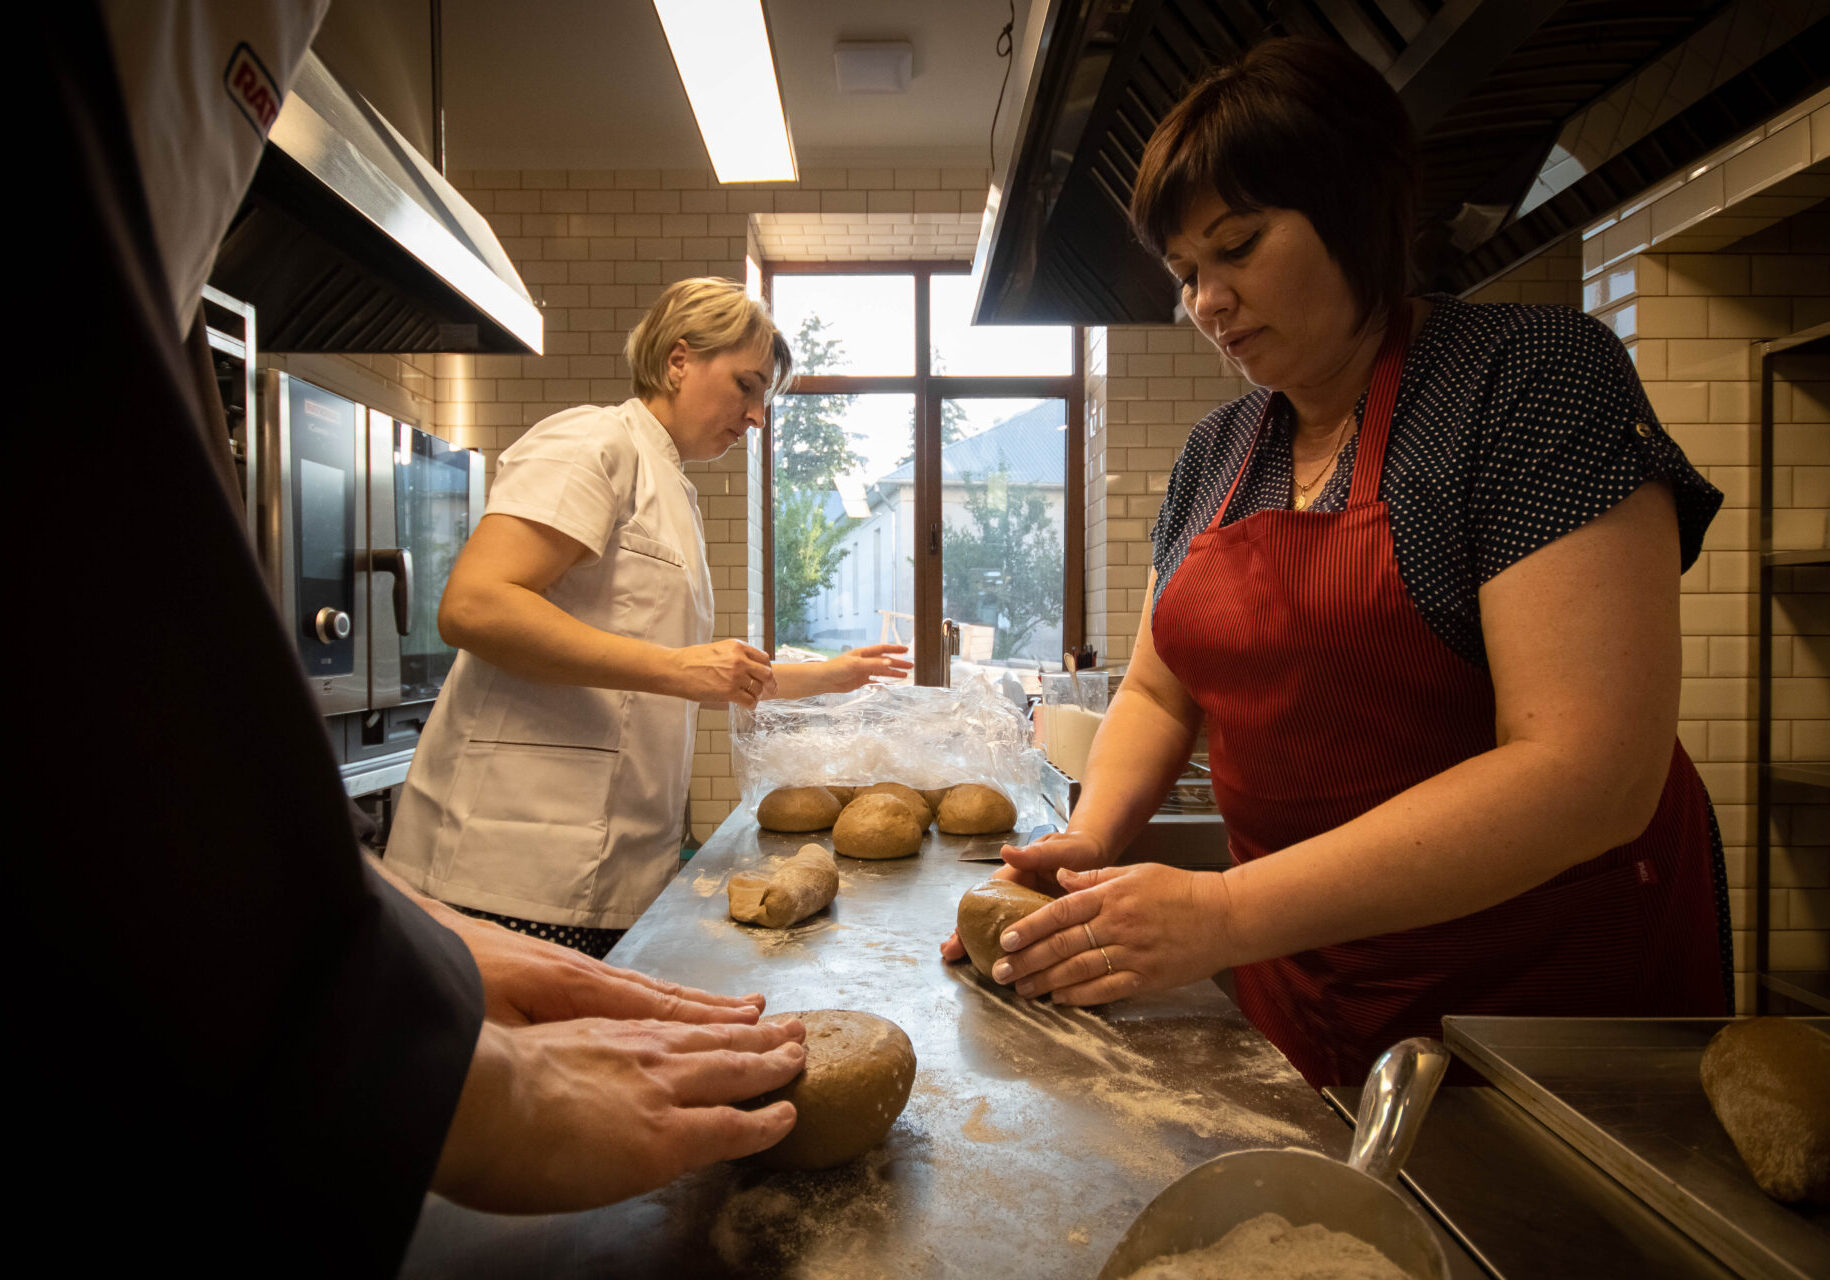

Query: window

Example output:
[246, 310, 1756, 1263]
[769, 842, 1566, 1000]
[765, 264, 1082, 685]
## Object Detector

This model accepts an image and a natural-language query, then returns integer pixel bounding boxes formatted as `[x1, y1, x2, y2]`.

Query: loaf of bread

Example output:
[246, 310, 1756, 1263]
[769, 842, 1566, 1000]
[936, 782, 1017, 835]
[751, 1010, 916, 1170]
[727, 843, 839, 929]
[1699, 1017, 1830, 1205]
[756, 786, 843, 832]
[831, 794, 924, 859]
[956, 879, 1055, 985]
[854, 781, 933, 827]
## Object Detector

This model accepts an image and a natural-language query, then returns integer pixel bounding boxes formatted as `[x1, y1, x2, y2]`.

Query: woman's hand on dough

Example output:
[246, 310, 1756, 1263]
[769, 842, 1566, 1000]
[434, 1017, 807, 1213]
[1001, 828, 1111, 879]
[991, 863, 1235, 1005]
[669, 639, 776, 706]
[425, 899, 766, 1026]
[936, 831, 1102, 962]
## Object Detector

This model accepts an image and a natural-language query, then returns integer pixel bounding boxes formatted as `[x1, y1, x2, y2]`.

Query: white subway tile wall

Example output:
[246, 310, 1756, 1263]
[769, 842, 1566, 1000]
[1082, 322, 1251, 664]
[1588, 200, 1829, 1010]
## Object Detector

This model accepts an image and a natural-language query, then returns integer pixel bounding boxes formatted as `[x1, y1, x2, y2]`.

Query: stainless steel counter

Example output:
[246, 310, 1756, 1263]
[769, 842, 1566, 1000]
[400, 793, 1467, 1278]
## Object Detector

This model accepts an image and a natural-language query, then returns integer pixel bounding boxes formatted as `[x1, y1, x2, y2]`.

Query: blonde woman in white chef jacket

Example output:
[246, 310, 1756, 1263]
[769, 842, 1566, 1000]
[387, 278, 910, 955]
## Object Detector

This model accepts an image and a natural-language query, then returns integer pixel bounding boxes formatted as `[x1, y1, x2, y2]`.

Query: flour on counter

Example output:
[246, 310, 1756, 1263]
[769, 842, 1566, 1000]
[949, 968, 1306, 1151]
[961, 1096, 1017, 1143]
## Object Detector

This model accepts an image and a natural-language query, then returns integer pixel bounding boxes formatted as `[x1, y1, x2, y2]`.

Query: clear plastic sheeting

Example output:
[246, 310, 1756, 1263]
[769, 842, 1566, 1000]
[731, 672, 1042, 808]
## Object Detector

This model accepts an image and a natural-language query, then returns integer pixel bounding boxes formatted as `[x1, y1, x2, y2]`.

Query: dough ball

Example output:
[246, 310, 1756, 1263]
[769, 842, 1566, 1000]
[854, 782, 932, 827]
[919, 787, 950, 811]
[1701, 1017, 1830, 1204]
[756, 786, 842, 833]
[956, 879, 1056, 983]
[728, 844, 839, 929]
[832, 794, 924, 859]
[753, 1010, 917, 1171]
[937, 783, 1018, 835]
[826, 785, 856, 805]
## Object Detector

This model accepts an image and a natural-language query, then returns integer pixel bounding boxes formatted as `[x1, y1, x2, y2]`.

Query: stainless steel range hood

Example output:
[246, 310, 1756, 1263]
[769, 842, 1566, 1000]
[209, 51, 542, 355]
[974, 0, 1830, 327]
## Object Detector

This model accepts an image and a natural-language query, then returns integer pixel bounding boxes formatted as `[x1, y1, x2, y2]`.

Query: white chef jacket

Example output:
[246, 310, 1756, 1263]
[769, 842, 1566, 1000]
[386, 399, 715, 929]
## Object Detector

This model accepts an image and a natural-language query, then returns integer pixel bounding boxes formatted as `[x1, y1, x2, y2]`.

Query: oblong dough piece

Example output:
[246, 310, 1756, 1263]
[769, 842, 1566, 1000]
[728, 843, 839, 929]
[855, 782, 932, 827]
[957, 879, 1056, 983]
[1700, 1017, 1830, 1204]
[827, 785, 856, 806]
[919, 787, 950, 811]
[753, 1010, 917, 1170]
[757, 786, 842, 833]
[832, 794, 923, 859]
[937, 783, 1018, 835]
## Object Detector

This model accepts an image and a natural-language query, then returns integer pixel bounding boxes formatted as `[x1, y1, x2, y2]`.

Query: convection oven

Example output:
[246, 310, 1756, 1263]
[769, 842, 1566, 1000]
[259, 369, 483, 792]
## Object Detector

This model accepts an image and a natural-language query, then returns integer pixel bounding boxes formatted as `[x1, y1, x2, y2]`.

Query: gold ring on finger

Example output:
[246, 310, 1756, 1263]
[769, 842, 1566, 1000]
[1099, 946, 1115, 976]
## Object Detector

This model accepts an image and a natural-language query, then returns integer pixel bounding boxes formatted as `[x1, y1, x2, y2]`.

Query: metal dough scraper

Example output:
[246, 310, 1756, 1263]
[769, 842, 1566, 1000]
[957, 824, 1056, 862]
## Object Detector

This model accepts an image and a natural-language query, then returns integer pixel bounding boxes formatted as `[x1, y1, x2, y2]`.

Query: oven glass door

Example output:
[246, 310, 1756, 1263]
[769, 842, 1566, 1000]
[394, 422, 475, 702]
[288, 377, 359, 680]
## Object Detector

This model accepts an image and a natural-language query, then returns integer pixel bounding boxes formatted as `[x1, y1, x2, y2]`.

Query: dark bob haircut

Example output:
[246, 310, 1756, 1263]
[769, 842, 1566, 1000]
[1129, 37, 1418, 331]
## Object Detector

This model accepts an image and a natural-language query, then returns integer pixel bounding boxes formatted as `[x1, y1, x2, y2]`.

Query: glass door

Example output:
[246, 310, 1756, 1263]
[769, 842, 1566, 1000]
[937, 397, 1069, 678]
[392, 422, 479, 703]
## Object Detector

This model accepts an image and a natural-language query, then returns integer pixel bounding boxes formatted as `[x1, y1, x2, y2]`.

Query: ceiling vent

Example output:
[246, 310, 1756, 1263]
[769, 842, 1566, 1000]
[834, 40, 914, 93]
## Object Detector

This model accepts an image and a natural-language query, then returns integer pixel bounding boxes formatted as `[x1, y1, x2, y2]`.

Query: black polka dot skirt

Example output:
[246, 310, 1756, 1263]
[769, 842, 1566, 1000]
[452, 904, 624, 958]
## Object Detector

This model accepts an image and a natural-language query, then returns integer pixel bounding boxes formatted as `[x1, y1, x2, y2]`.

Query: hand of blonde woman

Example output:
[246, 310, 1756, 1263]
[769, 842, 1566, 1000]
[937, 829, 1109, 962]
[829, 643, 913, 691]
[433, 1017, 806, 1212]
[669, 639, 775, 706]
[989, 863, 1235, 1005]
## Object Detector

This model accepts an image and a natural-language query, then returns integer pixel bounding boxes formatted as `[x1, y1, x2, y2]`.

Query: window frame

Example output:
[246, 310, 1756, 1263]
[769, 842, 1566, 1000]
[762, 260, 1084, 684]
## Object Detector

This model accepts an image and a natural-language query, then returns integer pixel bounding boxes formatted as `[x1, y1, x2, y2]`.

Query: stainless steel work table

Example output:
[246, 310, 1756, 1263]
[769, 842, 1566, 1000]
[400, 795, 1483, 1278]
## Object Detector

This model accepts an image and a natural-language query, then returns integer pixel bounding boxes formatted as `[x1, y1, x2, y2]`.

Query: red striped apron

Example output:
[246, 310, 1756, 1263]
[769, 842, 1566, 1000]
[1152, 326, 1726, 1088]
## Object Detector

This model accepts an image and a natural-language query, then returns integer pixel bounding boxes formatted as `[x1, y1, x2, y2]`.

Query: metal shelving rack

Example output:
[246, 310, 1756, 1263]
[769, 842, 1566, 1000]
[1753, 319, 1830, 1015]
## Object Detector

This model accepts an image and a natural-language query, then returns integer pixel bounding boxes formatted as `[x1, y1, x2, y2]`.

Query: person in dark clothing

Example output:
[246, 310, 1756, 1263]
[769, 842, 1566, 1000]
[24, 6, 801, 1271]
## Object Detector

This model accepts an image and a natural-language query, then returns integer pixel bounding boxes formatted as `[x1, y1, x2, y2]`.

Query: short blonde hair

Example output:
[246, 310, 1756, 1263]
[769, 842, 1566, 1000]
[625, 276, 793, 400]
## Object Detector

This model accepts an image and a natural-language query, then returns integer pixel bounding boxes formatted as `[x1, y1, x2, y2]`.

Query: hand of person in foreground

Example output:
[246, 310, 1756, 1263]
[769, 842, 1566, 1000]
[434, 1017, 806, 1213]
[985, 862, 1235, 1005]
[370, 856, 767, 1026]
[670, 638, 776, 707]
[827, 643, 913, 690]
[938, 829, 1109, 963]
[434, 907, 766, 1026]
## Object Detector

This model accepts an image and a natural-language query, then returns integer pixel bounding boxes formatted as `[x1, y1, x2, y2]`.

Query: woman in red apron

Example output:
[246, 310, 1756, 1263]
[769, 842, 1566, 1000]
[942, 37, 1730, 1087]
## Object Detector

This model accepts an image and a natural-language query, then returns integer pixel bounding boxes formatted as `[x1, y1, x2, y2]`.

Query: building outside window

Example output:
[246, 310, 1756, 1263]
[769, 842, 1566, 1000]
[765, 265, 1082, 685]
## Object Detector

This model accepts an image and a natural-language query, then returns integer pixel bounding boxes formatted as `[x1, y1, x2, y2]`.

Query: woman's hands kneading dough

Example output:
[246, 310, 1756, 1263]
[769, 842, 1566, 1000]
[938, 829, 1107, 963]
[434, 1017, 806, 1212]
[993, 863, 1237, 1005]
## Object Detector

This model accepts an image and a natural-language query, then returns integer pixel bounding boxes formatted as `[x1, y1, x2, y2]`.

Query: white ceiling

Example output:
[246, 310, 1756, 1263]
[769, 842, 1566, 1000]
[441, 0, 1032, 172]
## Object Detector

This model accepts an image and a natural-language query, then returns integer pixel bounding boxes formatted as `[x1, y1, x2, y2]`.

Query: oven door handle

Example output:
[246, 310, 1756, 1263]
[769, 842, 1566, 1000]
[367, 547, 414, 636]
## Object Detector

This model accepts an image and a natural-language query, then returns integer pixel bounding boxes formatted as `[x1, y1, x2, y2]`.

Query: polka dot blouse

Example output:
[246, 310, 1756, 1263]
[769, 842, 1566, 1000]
[1151, 294, 1723, 669]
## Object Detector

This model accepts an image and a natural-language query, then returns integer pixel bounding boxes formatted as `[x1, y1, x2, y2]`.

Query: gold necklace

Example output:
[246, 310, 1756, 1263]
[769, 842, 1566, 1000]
[1291, 409, 1356, 511]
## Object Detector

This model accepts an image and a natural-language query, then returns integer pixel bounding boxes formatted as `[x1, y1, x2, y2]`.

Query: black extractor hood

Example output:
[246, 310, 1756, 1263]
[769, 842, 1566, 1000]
[210, 51, 542, 355]
[973, 0, 1830, 325]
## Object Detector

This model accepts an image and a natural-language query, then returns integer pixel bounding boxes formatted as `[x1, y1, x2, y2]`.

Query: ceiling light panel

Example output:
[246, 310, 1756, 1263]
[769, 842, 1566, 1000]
[653, 0, 796, 183]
